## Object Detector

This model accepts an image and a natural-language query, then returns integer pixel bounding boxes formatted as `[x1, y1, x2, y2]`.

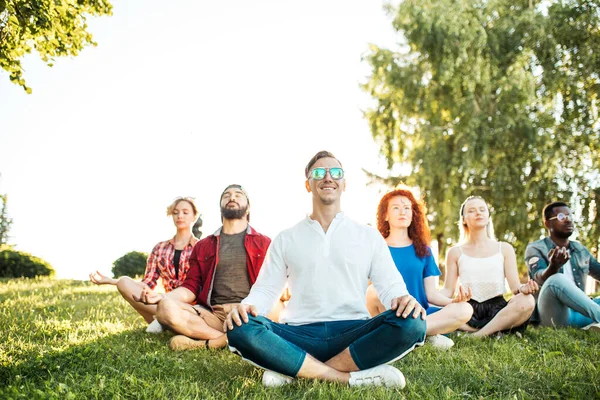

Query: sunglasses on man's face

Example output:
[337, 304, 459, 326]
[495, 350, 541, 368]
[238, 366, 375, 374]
[309, 167, 344, 180]
[548, 212, 574, 222]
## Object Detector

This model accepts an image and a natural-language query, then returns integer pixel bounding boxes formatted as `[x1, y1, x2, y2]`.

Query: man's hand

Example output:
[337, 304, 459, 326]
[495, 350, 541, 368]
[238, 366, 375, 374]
[224, 304, 258, 332]
[451, 285, 472, 303]
[132, 286, 164, 305]
[518, 279, 539, 295]
[391, 295, 426, 320]
[548, 246, 570, 271]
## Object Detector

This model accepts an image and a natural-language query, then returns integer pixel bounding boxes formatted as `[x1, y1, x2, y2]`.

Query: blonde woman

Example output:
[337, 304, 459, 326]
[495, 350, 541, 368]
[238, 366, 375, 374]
[90, 197, 199, 332]
[444, 196, 538, 337]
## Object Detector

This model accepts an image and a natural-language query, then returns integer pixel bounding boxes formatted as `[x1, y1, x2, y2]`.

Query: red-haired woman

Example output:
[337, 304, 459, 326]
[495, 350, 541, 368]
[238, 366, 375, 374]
[367, 188, 473, 349]
[90, 197, 199, 333]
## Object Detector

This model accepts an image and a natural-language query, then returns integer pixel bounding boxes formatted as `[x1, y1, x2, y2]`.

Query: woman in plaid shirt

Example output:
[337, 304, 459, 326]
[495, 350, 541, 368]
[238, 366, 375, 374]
[90, 197, 200, 333]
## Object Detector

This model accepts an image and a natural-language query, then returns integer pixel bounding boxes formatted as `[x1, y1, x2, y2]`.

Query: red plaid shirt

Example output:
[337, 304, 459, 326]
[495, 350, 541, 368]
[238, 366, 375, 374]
[142, 236, 199, 292]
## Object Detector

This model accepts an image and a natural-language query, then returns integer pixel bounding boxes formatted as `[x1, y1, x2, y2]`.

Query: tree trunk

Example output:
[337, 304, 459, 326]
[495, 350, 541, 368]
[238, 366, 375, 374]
[437, 232, 446, 285]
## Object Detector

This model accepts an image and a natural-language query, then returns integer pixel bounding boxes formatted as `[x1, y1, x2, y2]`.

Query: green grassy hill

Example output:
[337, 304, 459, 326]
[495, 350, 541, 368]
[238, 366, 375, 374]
[1, 278, 599, 399]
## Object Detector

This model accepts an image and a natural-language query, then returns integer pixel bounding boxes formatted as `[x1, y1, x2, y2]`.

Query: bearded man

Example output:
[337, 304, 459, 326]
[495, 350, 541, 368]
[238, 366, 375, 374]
[135, 184, 276, 350]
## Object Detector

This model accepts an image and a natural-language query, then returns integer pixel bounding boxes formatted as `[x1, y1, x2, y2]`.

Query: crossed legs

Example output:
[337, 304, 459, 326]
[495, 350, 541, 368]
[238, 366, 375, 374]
[366, 285, 472, 336]
[538, 274, 600, 327]
[115, 277, 157, 324]
[155, 297, 227, 346]
[227, 310, 426, 383]
[464, 294, 535, 337]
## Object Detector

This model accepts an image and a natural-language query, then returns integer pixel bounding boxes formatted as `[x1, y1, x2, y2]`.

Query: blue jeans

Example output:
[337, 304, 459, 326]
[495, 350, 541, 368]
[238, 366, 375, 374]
[538, 274, 600, 327]
[227, 310, 426, 377]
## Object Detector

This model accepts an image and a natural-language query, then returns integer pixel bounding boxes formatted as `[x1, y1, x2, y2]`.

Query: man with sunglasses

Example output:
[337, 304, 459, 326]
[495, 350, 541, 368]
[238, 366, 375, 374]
[525, 201, 600, 330]
[134, 184, 277, 350]
[224, 150, 426, 388]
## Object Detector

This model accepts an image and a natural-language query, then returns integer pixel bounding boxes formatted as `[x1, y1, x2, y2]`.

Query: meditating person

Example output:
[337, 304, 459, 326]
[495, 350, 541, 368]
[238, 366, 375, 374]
[366, 188, 473, 349]
[525, 201, 600, 330]
[90, 196, 199, 333]
[444, 196, 538, 337]
[224, 151, 426, 388]
[134, 184, 278, 351]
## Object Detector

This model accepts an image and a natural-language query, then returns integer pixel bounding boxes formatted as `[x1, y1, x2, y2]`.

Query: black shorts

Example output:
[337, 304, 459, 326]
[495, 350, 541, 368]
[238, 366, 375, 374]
[467, 295, 528, 334]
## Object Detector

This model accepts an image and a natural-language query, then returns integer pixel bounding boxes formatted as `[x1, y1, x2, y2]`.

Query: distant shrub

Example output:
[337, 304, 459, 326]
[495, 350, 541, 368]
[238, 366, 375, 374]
[112, 251, 148, 278]
[0, 247, 55, 278]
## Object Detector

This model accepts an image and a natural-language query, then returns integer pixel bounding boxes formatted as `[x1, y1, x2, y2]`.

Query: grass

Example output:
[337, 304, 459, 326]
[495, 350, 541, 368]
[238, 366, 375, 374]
[1, 278, 599, 399]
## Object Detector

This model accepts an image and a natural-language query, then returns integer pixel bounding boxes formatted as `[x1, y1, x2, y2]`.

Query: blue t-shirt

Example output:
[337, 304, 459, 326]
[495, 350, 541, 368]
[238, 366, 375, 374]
[389, 244, 441, 310]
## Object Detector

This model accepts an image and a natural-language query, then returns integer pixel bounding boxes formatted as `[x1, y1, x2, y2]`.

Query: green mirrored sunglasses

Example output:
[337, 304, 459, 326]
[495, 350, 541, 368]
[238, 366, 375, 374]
[309, 167, 344, 180]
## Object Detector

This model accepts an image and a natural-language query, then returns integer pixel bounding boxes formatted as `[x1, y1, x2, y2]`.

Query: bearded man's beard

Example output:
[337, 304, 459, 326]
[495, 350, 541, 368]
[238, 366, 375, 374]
[221, 204, 248, 220]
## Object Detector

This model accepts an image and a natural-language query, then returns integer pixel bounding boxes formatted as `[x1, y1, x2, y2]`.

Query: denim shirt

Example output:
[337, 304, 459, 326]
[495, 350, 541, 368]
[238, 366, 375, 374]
[525, 237, 600, 290]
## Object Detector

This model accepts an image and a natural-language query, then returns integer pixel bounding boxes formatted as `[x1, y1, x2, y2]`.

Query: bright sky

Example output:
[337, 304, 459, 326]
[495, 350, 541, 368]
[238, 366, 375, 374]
[0, 0, 400, 280]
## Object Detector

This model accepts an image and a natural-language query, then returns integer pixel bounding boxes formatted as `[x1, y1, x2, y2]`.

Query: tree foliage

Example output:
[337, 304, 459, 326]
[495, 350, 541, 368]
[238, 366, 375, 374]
[112, 251, 148, 278]
[363, 0, 600, 270]
[0, 246, 55, 278]
[0, 0, 113, 93]
[0, 193, 12, 245]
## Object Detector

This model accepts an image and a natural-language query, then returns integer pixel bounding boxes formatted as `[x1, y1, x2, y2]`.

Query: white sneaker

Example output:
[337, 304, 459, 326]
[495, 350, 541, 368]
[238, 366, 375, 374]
[262, 370, 293, 387]
[582, 322, 600, 332]
[426, 334, 455, 349]
[145, 319, 164, 334]
[348, 365, 406, 388]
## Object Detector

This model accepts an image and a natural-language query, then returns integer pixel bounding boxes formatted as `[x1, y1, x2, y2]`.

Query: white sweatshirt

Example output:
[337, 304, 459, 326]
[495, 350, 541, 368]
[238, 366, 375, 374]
[242, 213, 409, 325]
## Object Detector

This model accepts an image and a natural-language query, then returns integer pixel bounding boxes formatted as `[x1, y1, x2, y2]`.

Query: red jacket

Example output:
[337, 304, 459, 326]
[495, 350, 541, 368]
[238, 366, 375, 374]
[180, 225, 271, 310]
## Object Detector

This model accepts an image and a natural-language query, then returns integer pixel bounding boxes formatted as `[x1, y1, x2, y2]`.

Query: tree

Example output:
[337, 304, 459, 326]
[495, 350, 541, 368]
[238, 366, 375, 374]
[0, 247, 55, 278]
[112, 251, 148, 278]
[363, 0, 600, 273]
[0, 0, 113, 93]
[0, 193, 12, 245]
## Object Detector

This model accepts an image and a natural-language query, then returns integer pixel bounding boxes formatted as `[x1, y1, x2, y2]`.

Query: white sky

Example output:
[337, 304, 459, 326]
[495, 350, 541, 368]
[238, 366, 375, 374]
[0, 0, 400, 280]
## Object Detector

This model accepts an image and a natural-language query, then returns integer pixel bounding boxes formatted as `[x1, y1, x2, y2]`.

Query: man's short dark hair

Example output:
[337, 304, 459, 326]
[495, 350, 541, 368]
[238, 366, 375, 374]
[305, 150, 343, 178]
[543, 201, 569, 221]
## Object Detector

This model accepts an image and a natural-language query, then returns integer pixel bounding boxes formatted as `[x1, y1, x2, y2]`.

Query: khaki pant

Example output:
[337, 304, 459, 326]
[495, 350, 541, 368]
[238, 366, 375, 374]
[192, 303, 239, 331]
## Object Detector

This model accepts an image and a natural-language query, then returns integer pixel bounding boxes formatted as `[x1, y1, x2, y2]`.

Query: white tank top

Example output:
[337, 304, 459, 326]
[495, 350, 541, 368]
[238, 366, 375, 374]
[458, 242, 506, 302]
